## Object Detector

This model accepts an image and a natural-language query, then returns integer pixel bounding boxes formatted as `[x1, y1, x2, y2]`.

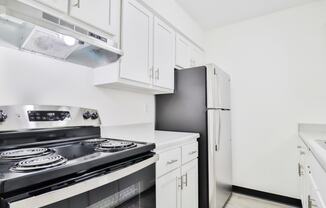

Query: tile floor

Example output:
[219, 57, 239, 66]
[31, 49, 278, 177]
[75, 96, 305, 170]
[225, 193, 300, 208]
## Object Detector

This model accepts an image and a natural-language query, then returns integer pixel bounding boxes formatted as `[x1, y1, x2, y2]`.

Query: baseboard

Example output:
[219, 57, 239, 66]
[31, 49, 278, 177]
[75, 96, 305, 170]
[232, 186, 302, 207]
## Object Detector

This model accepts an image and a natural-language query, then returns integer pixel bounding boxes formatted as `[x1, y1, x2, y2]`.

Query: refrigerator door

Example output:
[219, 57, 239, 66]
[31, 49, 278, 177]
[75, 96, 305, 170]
[206, 64, 231, 109]
[216, 67, 231, 109]
[206, 64, 218, 109]
[208, 109, 232, 208]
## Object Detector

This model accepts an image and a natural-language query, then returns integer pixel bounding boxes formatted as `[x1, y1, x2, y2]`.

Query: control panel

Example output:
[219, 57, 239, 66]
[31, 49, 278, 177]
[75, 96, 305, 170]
[28, 111, 71, 122]
[0, 105, 101, 131]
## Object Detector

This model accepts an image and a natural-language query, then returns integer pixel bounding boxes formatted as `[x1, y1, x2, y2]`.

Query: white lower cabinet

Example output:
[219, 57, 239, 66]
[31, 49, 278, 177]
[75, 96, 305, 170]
[156, 142, 198, 208]
[181, 159, 198, 208]
[297, 139, 326, 208]
[307, 173, 326, 208]
[156, 168, 181, 208]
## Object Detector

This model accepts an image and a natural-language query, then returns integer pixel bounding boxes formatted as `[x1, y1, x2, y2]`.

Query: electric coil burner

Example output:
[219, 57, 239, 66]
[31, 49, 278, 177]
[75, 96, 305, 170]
[0, 105, 157, 208]
[96, 140, 137, 152]
[82, 138, 107, 144]
[0, 148, 52, 160]
[11, 154, 67, 172]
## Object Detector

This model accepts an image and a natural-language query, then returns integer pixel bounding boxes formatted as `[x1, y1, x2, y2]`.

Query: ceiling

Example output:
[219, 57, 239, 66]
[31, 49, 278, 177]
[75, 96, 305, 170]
[175, 0, 318, 29]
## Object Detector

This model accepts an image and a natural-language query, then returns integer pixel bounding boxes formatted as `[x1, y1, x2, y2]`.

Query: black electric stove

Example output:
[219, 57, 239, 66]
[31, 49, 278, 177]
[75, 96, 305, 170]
[0, 105, 157, 208]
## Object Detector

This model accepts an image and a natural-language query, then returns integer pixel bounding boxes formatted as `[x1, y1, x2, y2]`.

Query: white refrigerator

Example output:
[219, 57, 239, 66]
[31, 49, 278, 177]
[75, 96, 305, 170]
[207, 64, 232, 208]
[156, 64, 232, 208]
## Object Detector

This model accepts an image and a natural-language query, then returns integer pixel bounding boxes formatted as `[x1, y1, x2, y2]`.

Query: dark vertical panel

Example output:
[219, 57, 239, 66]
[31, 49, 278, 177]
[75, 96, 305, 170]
[155, 66, 208, 208]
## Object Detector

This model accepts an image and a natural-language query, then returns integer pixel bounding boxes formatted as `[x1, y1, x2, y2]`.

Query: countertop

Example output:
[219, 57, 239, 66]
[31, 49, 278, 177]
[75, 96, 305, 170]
[298, 123, 326, 172]
[154, 130, 200, 151]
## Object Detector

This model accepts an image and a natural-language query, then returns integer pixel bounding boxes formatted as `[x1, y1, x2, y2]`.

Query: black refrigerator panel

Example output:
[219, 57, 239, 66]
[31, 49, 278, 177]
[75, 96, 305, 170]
[155, 66, 208, 208]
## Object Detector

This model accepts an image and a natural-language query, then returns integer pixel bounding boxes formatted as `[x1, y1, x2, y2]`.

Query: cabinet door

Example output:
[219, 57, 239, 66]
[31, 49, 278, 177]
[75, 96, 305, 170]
[70, 0, 120, 35]
[190, 46, 204, 67]
[34, 0, 68, 13]
[156, 168, 181, 208]
[308, 173, 326, 208]
[153, 17, 175, 89]
[181, 159, 198, 208]
[120, 0, 153, 84]
[297, 140, 309, 208]
[175, 34, 190, 69]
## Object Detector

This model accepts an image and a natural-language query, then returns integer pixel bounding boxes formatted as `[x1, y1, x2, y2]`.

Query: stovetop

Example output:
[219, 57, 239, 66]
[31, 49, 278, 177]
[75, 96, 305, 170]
[0, 137, 155, 195]
[0, 105, 156, 198]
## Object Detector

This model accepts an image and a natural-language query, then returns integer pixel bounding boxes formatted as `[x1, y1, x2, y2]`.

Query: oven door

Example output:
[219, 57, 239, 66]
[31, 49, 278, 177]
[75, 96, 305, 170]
[7, 154, 158, 208]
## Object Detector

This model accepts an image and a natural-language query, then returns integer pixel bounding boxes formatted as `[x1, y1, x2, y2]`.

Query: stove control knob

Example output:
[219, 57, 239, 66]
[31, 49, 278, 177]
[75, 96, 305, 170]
[83, 111, 91, 120]
[91, 112, 99, 120]
[0, 111, 7, 122]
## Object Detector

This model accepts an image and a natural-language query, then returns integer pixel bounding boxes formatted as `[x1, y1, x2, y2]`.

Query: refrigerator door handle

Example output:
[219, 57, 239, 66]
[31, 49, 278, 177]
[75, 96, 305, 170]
[216, 111, 221, 152]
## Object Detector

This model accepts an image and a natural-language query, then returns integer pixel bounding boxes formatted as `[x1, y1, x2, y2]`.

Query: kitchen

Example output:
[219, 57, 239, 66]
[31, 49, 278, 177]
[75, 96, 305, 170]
[0, 0, 325, 208]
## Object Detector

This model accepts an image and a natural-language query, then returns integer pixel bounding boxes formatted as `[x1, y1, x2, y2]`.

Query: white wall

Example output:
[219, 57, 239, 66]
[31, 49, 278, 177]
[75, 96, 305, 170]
[0, 47, 155, 127]
[205, 1, 326, 198]
[140, 0, 205, 48]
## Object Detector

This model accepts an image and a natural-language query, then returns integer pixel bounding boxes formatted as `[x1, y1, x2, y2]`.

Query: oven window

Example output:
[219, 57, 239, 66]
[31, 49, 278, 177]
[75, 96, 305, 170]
[42, 164, 155, 208]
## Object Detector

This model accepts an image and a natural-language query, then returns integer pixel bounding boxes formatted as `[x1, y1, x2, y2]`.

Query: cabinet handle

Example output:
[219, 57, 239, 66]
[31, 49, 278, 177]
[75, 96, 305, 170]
[308, 195, 318, 208]
[188, 151, 197, 155]
[72, 0, 80, 8]
[182, 173, 188, 187]
[155, 68, 160, 80]
[298, 163, 304, 176]
[166, 159, 178, 165]
[177, 176, 183, 190]
[300, 150, 305, 155]
[149, 67, 154, 79]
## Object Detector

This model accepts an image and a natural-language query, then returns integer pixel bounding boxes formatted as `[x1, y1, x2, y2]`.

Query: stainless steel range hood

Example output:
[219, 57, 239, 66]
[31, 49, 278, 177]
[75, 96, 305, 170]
[0, 0, 123, 68]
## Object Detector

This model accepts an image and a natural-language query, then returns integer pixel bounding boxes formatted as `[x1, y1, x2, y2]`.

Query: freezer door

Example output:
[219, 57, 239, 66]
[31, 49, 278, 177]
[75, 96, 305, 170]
[206, 65, 218, 109]
[206, 64, 231, 109]
[208, 110, 232, 208]
[216, 68, 231, 109]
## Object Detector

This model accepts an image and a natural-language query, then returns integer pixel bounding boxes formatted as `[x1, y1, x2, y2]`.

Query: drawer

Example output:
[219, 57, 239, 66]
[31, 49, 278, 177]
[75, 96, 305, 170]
[157, 148, 181, 177]
[182, 142, 198, 164]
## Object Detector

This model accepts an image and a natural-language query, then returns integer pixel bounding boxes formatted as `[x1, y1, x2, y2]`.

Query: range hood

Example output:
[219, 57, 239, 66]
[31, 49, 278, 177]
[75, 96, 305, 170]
[0, 0, 123, 68]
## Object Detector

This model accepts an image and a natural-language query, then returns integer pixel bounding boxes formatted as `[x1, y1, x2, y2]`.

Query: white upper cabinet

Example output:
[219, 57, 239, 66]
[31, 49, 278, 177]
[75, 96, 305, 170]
[69, 0, 120, 36]
[190, 46, 204, 67]
[31, 0, 68, 13]
[120, 0, 153, 84]
[153, 17, 175, 90]
[175, 34, 190, 69]
[175, 33, 205, 69]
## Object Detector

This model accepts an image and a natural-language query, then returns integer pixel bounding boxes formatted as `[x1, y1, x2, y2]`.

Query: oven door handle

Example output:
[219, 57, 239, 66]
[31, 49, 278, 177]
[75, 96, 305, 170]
[9, 154, 159, 208]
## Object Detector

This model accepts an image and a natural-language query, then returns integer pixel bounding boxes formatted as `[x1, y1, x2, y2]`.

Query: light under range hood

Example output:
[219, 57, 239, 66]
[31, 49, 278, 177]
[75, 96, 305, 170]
[0, 0, 123, 68]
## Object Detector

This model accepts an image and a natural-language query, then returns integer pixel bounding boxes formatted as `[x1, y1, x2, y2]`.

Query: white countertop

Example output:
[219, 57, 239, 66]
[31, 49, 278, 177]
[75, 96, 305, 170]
[154, 130, 200, 151]
[299, 123, 326, 172]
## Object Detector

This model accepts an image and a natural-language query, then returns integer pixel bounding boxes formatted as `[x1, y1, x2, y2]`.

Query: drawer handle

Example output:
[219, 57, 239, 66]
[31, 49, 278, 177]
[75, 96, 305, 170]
[188, 151, 197, 155]
[166, 159, 178, 165]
